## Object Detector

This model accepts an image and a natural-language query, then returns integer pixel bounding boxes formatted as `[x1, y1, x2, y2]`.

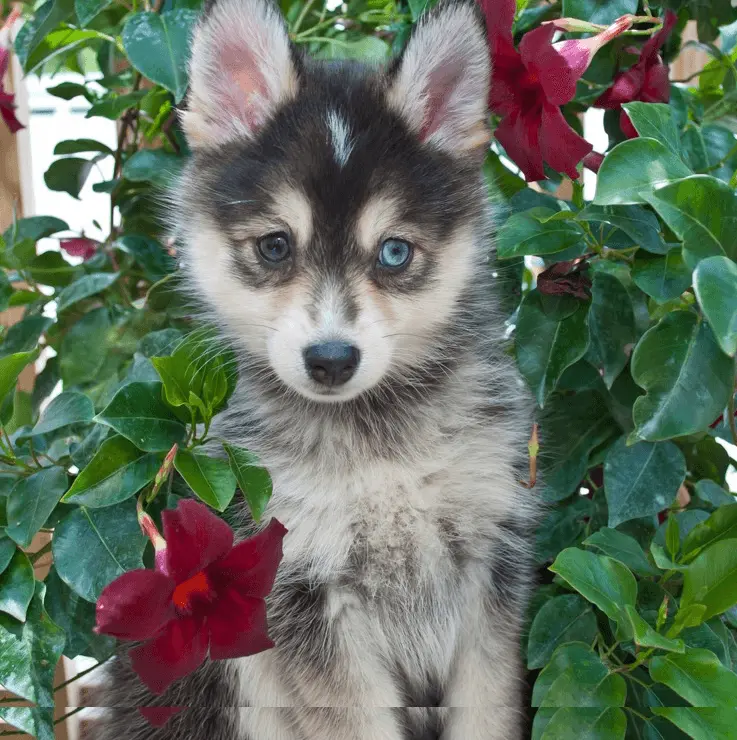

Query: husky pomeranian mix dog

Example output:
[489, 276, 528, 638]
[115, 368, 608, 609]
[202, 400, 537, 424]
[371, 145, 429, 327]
[101, 0, 536, 737]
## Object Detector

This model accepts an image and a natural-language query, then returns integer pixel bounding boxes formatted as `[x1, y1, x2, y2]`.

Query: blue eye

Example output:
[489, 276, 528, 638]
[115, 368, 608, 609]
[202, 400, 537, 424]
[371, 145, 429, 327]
[257, 232, 291, 264]
[378, 238, 413, 270]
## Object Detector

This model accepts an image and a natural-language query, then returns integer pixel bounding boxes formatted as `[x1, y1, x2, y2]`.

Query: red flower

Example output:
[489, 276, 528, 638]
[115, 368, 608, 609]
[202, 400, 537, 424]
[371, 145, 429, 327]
[0, 46, 23, 134]
[480, 0, 632, 181]
[138, 707, 187, 727]
[60, 237, 99, 260]
[96, 499, 287, 695]
[595, 11, 677, 138]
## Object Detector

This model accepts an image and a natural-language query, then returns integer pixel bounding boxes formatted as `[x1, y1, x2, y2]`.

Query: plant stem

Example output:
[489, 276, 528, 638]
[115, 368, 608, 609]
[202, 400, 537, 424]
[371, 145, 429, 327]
[292, 0, 317, 35]
[54, 659, 109, 692]
[29, 541, 52, 563]
[54, 707, 85, 725]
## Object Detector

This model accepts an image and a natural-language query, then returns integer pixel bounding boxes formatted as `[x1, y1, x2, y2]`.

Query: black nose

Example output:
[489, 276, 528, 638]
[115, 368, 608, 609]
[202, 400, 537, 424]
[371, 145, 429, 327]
[304, 342, 360, 387]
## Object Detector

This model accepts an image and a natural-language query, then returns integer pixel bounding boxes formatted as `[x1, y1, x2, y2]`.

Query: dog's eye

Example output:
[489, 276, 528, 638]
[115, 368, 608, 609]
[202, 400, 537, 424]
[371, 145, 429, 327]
[257, 232, 291, 264]
[377, 238, 412, 270]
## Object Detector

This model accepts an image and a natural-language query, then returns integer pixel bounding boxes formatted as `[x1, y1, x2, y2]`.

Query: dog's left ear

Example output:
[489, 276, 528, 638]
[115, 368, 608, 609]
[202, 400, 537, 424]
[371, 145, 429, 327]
[387, 0, 490, 159]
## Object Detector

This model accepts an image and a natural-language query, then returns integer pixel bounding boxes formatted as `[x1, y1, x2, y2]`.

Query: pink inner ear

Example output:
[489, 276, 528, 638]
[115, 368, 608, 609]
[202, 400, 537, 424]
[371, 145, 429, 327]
[220, 42, 270, 131]
[419, 61, 464, 141]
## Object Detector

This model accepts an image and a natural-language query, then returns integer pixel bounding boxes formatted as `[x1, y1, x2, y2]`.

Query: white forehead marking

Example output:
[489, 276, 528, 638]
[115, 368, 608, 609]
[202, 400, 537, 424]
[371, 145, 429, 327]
[326, 110, 354, 168]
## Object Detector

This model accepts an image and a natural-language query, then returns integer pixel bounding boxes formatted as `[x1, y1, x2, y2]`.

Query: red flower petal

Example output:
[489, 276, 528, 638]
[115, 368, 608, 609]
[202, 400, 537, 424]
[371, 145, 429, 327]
[0, 92, 23, 134]
[130, 615, 209, 695]
[139, 707, 187, 727]
[640, 10, 677, 62]
[95, 569, 175, 641]
[212, 518, 286, 597]
[207, 590, 274, 661]
[595, 66, 645, 108]
[60, 237, 99, 260]
[494, 110, 545, 182]
[519, 24, 578, 106]
[162, 500, 234, 583]
[479, 0, 516, 48]
[619, 110, 638, 139]
[640, 60, 671, 103]
[538, 103, 592, 180]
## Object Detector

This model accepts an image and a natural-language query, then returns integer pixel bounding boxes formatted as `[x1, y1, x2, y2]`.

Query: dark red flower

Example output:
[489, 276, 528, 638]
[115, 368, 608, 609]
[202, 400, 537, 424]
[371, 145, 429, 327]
[96, 499, 287, 695]
[595, 11, 677, 138]
[0, 46, 23, 134]
[480, 0, 632, 181]
[138, 707, 187, 727]
[537, 259, 591, 300]
[60, 237, 99, 260]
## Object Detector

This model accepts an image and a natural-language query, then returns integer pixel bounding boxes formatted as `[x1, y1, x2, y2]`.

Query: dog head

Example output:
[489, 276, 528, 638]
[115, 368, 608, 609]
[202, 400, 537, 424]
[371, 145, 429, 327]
[178, 0, 491, 403]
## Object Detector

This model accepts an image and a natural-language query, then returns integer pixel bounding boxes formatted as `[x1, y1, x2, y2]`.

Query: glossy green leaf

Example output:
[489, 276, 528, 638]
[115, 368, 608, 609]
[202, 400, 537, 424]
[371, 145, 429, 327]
[653, 708, 737, 740]
[625, 605, 685, 653]
[583, 527, 659, 577]
[223, 443, 273, 522]
[44, 157, 98, 200]
[53, 502, 146, 602]
[0, 316, 52, 356]
[533, 642, 626, 708]
[668, 604, 708, 638]
[632, 249, 692, 303]
[623, 102, 682, 154]
[631, 312, 733, 442]
[644, 175, 737, 269]
[0, 707, 54, 740]
[497, 207, 585, 258]
[123, 150, 184, 188]
[117, 235, 176, 282]
[27, 251, 80, 287]
[0, 550, 34, 621]
[604, 438, 685, 528]
[0, 584, 65, 706]
[60, 308, 111, 386]
[650, 648, 737, 707]
[55, 272, 120, 313]
[0, 537, 15, 577]
[594, 138, 692, 206]
[54, 138, 114, 156]
[63, 436, 164, 508]
[31, 391, 94, 436]
[694, 480, 734, 508]
[561, 0, 637, 24]
[516, 292, 589, 407]
[14, 0, 75, 71]
[681, 539, 737, 621]
[76, 0, 113, 25]
[174, 451, 237, 512]
[2, 216, 68, 246]
[549, 548, 637, 631]
[5, 468, 68, 549]
[0, 350, 40, 403]
[683, 505, 737, 560]
[527, 594, 598, 670]
[586, 271, 636, 388]
[86, 91, 147, 119]
[540, 708, 627, 739]
[138, 329, 184, 358]
[693, 256, 737, 356]
[122, 10, 199, 102]
[95, 381, 186, 452]
[536, 498, 593, 563]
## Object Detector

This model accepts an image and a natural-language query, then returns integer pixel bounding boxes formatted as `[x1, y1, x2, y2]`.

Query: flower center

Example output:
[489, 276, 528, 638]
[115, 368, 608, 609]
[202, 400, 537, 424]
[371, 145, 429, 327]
[172, 571, 212, 612]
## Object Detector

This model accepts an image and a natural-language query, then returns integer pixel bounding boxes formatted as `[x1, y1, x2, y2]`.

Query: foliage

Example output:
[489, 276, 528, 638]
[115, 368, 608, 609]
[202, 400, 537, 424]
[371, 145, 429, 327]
[0, 0, 736, 737]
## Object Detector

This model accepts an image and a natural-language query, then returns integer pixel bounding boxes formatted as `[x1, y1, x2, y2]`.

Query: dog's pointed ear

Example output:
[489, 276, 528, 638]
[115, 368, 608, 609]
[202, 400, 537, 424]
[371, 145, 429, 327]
[182, 0, 299, 149]
[387, 0, 490, 158]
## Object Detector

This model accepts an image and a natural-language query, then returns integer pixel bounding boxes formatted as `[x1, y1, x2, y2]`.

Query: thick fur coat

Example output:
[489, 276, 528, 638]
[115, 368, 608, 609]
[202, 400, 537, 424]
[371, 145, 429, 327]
[99, 0, 536, 737]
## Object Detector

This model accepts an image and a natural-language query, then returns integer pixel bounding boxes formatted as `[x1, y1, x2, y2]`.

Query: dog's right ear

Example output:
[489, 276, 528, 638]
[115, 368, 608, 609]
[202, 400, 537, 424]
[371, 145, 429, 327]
[182, 0, 298, 149]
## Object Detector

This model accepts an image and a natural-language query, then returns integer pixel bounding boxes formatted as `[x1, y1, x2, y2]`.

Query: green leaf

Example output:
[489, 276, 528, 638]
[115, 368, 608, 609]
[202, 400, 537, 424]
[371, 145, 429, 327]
[223, 443, 273, 522]
[0, 316, 52, 356]
[625, 605, 685, 653]
[644, 175, 737, 269]
[63, 436, 164, 508]
[650, 648, 737, 707]
[516, 292, 590, 407]
[694, 480, 734, 508]
[0, 537, 15, 577]
[2, 216, 68, 246]
[668, 604, 708, 638]
[55, 272, 120, 313]
[666, 514, 681, 560]
[583, 528, 659, 577]
[116, 235, 176, 282]
[407, 0, 429, 20]
[31, 391, 94, 436]
[0, 707, 54, 740]
[315, 36, 390, 61]
[540, 708, 627, 739]
[681, 539, 737, 621]
[549, 548, 637, 633]
[683, 505, 737, 560]
[594, 138, 692, 206]
[14, 0, 75, 71]
[60, 308, 111, 386]
[0, 550, 34, 621]
[54, 138, 114, 156]
[632, 249, 692, 304]
[0, 584, 65, 706]
[86, 91, 147, 119]
[123, 150, 184, 188]
[653, 708, 737, 740]
[622, 103, 682, 154]
[536, 498, 593, 563]
[586, 271, 636, 388]
[526, 594, 598, 670]
[44, 157, 98, 200]
[53, 502, 146, 602]
[693, 256, 737, 356]
[5, 468, 68, 549]
[0, 350, 40, 403]
[174, 451, 237, 512]
[95, 381, 187, 452]
[533, 642, 626, 708]
[138, 328, 183, 358]
[497, 208, 585, 258]
[76, 0, 113, 26]
[604, 438, 686, 528]
[122, 10, 199, 102]
[47, 82, 91, 101]
[561, 0, 637, 24]
[630, 312, 733, 442]
[44, 567, 114, 661]
[27, 251, 80, 287]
